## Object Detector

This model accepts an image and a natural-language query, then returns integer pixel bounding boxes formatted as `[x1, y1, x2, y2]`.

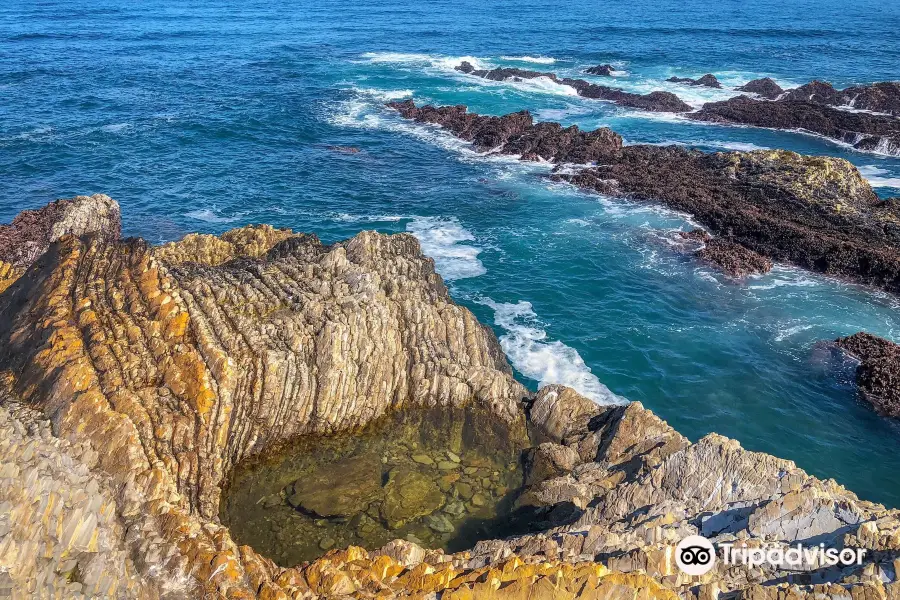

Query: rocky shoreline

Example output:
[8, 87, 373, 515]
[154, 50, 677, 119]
[388, 99, 900, 290]
[452, 62, 900, 154]
[0, 195, 899, 599]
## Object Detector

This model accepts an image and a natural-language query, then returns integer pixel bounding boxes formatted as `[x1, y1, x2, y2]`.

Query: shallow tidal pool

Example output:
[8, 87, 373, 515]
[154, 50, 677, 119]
[220, 406, 528, 566]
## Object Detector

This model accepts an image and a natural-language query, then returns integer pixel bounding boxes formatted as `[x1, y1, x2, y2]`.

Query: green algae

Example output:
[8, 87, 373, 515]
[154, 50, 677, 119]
[219, 406, 528, 566]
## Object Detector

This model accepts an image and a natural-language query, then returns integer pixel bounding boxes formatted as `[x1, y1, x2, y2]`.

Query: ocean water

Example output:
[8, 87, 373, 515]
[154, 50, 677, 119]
[3, 0, 900, 505]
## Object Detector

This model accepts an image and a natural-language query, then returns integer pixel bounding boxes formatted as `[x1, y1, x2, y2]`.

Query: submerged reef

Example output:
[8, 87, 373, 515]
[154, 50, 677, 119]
[388, 100, 900, 291]
[1, 196, 900, 599]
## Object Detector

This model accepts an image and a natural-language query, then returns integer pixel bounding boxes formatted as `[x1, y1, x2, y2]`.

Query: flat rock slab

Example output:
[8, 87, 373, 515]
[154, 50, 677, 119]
[288, 453, 383, 518]
[381, 467, 445, 529]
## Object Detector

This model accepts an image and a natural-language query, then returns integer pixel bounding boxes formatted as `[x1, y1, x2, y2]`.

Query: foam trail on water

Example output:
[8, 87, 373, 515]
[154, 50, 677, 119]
[406, 216, 487, 281]
[184, 208, 245, 224]
[479, 298, 627, 406]
[359, 52, 492, 72]
[859, 165, 900, 188]
[500, 55, 557, 64]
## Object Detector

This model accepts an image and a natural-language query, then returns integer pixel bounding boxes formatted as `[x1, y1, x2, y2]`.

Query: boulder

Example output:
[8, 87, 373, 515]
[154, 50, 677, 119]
[736, 77, 785, 99]
[380, 467, 446, 529]
[287, 454, 383, 518]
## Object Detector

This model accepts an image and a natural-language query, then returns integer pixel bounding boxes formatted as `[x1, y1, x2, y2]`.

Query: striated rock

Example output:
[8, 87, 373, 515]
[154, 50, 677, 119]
[666, 73, 722, 88]
[585, 64, 616, 76]
[0, 194, 120, 292]
[690, 95, 900, 155]
[2, 198, 900, 598]
[736, 77, 785, 99]
[391, 102, 900, 291]
[453, 62, 693, 112]
[836, 332, 900, 417]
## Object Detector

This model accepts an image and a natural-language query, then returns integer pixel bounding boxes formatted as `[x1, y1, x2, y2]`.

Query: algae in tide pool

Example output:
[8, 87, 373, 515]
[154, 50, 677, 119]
[220, 406, 527, 566]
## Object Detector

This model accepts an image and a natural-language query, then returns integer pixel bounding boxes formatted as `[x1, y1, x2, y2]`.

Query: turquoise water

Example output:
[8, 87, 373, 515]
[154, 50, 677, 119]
[3, 0, 900, 505]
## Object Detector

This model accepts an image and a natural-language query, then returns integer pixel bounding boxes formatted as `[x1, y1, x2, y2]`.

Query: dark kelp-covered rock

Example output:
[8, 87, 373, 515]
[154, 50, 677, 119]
[666, 73, 722, 88]
[585, 64, 616, 76]
[390, 102, 900, 291]
[736, 77, 785, 99]
[689, 96, 900, 155]
[680, 229, 773, 277]
[782, 80, 900, 116]
[836, 332, 900, 418]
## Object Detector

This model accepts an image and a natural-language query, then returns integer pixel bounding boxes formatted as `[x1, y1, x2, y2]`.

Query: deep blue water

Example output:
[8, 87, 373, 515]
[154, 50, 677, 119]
[3, 0, 900, 506]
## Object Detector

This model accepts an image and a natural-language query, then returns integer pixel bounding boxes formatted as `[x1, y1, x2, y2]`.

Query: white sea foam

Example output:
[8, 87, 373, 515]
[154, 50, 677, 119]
[332, 213, 405, 223]
[858, 165, 900, 188]
[405, 216, 486, 281]
[500, 55, 557, 64]
[352, 87, 414, 102]
[184, 208, 244, 224]
[101, 122, 132, 133]
[359, 52, 492, 73]
[478, 298, 626, 406]
[773, 323, 815, 342]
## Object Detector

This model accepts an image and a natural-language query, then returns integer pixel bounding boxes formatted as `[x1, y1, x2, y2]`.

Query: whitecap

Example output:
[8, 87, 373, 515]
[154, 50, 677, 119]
[101, 123, 132, 133]
[858, 165, 900, 188]
[500, 55, 557, 64]
[478, 298, 626, 406]
[405, 216, 486, 281]
[184, 208, 244, 224]
[332, 213, 405, 223]
[352, 87, 414, 102]
[359, 52, 492, 73]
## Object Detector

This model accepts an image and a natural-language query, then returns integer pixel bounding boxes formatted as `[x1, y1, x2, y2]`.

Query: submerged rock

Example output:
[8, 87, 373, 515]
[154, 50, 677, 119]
[380, 467, 445, 529]
[286, 454, 383, 518]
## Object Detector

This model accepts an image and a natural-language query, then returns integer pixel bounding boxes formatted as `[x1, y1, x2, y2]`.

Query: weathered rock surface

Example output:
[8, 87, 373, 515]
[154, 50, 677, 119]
[1, 198, 899, 599]
[390, 101, 900, 291]
[454, 62, 692, 112]
[689, 95, 900, 155]
[736, 77, 786, 99]
[287, 454, 383, 518]
[681, 229, 774, 277]
[836, 332, 900, 418]
[0, 194, 120, 292]
[666, 73, 722, 88]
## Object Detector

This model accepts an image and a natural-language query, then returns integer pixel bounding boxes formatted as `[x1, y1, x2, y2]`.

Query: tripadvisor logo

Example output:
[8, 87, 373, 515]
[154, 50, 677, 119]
[674, 535, 867, 576]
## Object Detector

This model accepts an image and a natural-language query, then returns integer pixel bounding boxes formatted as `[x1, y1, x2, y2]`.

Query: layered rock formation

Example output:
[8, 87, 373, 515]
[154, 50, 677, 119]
[836, 332, 900, 418]
[0, 194, 120, 292]
[1, 198, 899, 599]
[454, 61, 692, 112]
[389, 100, 900, 290]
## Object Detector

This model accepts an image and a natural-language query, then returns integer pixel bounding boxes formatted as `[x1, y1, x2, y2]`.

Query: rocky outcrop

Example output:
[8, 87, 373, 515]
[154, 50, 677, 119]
[736, 77, 785, 99]
[680, 229, 773, 277]
[585, 64, 616, 76]
[0, 194, 120, 292]
[689, 96, 900, 155]
[454, 62, 692, 112]
[782, 80, 900, 116]
[390, 101, 900, 292]
[1, 199, 899, 599]
[836, 332, 900, 418]
[666, 74, 722, 88]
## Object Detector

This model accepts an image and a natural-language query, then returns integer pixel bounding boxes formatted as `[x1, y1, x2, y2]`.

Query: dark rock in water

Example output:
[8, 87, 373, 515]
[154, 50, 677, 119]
[585, 64, 615, 76]
[389, 101, 900, 292]
[387, 99, 623, 161]
[835, 332, 900, 418]
[680, 229, 774, 276]
[782, 80, 900, 116]
[666, 73, 722, 88]
[736, 77, 785, 99]
[690, 96, 900, 155]
[453, 62, 692, 112]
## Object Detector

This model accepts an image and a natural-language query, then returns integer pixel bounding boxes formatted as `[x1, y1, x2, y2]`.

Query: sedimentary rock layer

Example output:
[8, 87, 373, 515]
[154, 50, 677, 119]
[1, 198, 899, 599]
[454, 61, 692, 112]
[836, 332, 900, 418]
[389, 100, 900, 291]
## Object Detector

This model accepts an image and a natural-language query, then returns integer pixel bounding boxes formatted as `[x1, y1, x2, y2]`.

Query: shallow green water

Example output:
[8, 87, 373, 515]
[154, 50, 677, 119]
[220, 406, 527, 565]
